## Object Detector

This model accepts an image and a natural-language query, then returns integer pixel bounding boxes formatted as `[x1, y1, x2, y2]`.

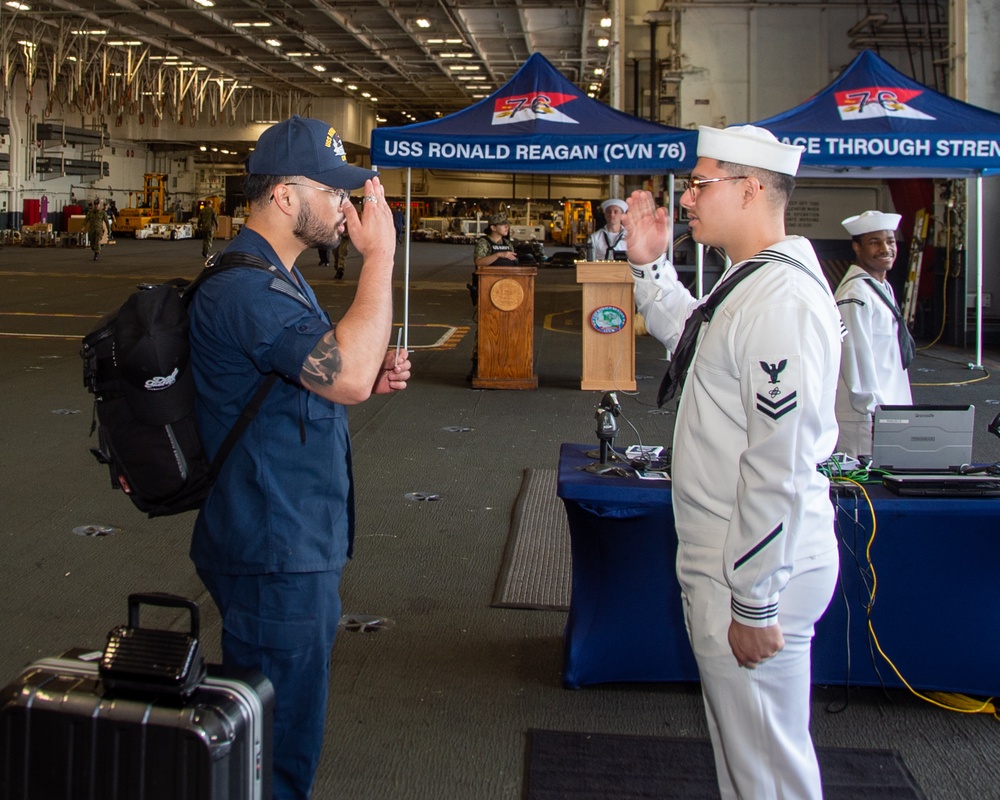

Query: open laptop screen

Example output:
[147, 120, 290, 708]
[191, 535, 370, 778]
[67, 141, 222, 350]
[870, 404, 975, 472]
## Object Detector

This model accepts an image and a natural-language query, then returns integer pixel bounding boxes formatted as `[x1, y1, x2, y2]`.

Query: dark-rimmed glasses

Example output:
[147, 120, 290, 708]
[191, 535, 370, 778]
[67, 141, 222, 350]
[681, 176, 748, 197]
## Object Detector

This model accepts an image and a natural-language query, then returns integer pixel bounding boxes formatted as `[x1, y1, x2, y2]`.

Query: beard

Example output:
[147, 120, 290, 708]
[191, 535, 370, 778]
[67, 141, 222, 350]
[293, 201, 342, 250]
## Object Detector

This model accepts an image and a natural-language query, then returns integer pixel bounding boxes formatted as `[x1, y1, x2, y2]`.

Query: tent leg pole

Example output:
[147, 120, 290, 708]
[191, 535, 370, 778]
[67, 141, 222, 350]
[970, 175, 984, 371]
[404, 167, 411, 351]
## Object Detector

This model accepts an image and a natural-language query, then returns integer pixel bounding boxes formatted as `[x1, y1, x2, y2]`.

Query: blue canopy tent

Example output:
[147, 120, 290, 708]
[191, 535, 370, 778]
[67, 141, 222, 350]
[752, 50, 1000, 365]
[370, 53, 697, 346]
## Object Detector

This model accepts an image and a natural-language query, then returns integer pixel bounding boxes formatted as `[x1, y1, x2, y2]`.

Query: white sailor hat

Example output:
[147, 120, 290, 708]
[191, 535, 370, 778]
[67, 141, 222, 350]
[841, 210, 902, 237]
[696, 125, 804, 176]
[601, 198, 628, 213]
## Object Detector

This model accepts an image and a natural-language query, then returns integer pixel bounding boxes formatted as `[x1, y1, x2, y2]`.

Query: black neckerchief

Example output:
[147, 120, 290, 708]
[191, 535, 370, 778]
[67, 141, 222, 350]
[844, 271, 915, 370]
[656, 259, 769, 407]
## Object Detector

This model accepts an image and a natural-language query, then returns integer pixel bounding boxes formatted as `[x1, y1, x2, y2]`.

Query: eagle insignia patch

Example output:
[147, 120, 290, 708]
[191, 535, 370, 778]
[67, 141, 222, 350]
[754, 357, 797, 420]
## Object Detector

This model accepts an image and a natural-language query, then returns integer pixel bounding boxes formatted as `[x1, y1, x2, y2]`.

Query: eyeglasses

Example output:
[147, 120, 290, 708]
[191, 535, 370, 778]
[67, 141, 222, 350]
[284, 183, 350, 205]
[681, 176, 748, 196]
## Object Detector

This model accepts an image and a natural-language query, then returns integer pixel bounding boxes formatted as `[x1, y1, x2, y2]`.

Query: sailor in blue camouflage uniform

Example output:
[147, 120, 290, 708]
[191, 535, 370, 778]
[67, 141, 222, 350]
[625, 125, 843, 800]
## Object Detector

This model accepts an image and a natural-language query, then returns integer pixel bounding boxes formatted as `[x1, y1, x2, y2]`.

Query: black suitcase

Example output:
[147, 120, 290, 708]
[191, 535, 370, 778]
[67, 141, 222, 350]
[0, 594, 273, 800]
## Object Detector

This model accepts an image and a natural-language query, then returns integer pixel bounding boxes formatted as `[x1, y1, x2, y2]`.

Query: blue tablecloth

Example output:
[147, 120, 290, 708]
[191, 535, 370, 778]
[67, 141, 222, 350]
[557, 442, 1000, 695]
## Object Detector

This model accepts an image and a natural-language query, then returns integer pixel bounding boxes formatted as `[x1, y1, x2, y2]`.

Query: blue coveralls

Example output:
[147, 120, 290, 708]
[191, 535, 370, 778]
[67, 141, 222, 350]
[189, 229, 355, 799]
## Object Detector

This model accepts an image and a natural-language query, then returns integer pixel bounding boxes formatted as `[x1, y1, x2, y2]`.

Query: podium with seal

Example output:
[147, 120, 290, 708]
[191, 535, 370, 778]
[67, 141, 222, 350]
[473, 265, 538, 390]
[575, 261, 636, 391]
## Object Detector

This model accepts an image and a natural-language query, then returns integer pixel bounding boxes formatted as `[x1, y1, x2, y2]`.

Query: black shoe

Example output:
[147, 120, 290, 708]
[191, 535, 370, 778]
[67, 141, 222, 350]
[93, 253, 99, 261]
[335, 268, 344, 280]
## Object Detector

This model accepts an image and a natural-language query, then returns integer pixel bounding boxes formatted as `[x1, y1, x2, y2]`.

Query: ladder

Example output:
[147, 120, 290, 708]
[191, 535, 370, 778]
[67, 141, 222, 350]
[901, 209, 930, 325]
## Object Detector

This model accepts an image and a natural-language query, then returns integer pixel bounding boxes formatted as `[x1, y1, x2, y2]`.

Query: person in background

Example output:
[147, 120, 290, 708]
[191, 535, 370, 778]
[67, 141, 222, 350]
[392, 205, 405, 243]
[473, 212, 519, 269]
[625, 124, 842, 800]
[105, 198, 118, 242]
[834, 210, 913, 459]
[187, 115, 411, 800]
[198, 201, 219, 259]
[333, 233, 349, 280]
[85, 199, 106, 261]
[589, 198, 628, 260]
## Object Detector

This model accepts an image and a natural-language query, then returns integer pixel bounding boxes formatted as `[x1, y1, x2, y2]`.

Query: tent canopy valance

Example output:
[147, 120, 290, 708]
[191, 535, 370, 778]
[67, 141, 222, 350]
[371, 52, 697, 175]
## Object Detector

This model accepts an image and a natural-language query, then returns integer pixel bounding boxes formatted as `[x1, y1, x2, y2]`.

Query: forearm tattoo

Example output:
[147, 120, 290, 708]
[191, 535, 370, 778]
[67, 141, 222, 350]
[302, 336, 343, 388]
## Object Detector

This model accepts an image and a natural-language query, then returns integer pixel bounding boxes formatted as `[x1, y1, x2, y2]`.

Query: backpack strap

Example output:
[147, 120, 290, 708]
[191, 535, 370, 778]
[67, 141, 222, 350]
[184, 251, 289, 477]
[210, 373, 278, 476]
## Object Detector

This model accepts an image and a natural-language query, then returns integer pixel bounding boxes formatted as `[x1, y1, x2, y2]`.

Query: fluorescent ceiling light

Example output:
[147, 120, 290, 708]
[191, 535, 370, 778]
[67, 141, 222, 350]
[313, 64, 326, 72]
[6, 1, 31, 10]
[426, 38, 444, 44]
[346, 84, 358, 90]
[598, 38, 610, 47]
[332, 76, 344, 83]
[265, 38, 281, 47]
[601, 17, 612, 28]
[193, 0, 213, 6]
[415, 18, 430, 28]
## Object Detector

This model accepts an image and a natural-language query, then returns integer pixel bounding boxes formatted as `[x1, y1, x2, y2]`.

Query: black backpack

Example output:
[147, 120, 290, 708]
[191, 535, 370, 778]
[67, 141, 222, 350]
[81, 253, 283, 517]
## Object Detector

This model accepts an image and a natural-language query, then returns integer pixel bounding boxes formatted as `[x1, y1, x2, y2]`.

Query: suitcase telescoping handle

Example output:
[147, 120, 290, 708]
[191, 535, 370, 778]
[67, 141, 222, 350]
[128, 592, 200, 641]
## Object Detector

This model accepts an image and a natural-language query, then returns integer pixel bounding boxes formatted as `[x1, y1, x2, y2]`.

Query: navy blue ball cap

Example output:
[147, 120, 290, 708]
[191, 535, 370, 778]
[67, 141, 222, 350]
[247, 115, 377, 191]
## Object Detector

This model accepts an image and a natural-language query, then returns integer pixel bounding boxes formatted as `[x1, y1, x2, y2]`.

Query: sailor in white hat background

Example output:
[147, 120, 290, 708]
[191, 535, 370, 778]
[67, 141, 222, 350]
[624, 125, 842, 800]
[835, 210, 914, 459]
[588, 198, 629, 261]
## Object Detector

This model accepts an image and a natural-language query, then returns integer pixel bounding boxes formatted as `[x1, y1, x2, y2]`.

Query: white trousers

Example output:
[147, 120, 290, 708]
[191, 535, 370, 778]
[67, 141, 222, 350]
[677, 541, 839, 800]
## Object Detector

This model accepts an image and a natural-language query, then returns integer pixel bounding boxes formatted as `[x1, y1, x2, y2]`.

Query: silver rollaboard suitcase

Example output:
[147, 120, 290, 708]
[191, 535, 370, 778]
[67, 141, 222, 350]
[0, 593, 273, 800]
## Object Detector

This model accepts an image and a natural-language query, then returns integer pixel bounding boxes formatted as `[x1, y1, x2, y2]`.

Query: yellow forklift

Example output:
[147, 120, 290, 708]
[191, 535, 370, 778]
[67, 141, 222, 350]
[112, 173, 175, 236]
[549, 199, 593, 246]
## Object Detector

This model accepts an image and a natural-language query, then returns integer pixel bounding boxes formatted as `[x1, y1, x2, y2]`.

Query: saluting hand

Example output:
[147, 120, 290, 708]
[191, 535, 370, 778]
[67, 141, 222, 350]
[621, 189, 672, 265]
[345, 176, 395, 268]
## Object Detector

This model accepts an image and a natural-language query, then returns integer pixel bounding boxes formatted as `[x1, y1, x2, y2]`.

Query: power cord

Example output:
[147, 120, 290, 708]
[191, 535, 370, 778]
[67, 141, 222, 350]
[831, 476, 999, 720]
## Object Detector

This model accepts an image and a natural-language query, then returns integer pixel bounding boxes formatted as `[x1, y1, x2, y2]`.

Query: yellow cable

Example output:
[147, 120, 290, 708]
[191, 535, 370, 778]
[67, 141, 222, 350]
[832, 477, 999, 720]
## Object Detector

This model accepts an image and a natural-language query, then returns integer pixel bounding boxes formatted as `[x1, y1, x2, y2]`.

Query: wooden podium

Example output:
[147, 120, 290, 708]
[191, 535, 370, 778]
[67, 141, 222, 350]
[473, 265, 538, 389]
[575, 261, 636, 391]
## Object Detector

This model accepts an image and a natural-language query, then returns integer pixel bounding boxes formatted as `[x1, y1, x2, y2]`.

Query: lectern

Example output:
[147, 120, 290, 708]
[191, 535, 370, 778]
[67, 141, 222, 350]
[473, 265, 538, 390]
[575, 261, 636, 391]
